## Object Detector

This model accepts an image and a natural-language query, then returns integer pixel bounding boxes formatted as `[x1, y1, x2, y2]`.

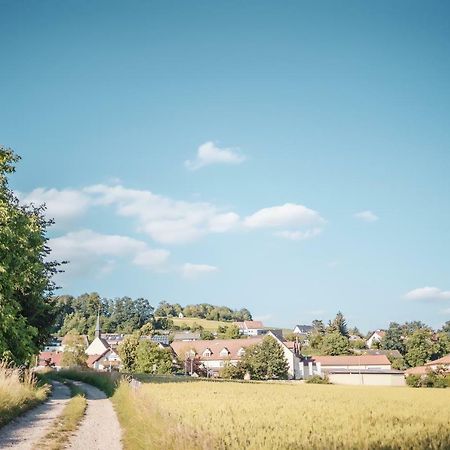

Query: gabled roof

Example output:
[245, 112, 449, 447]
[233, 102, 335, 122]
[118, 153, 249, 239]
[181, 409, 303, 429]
[38, 351, 63, 367]
[171, 337, 263, 360]
[311, 354, 391, 366]
[426, 354, 450, 366]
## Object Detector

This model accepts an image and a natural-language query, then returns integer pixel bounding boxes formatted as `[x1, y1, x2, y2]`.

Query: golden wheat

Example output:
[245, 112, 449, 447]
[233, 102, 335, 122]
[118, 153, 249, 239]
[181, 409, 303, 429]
[115, 379, 450, 450]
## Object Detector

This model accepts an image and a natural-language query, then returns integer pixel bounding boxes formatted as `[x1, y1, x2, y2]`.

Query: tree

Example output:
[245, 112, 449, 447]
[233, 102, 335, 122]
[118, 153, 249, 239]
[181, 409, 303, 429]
[118, 334, 140, 372]
[135, 340, 173, 374]
[61, 332, 87, 367]
[240, 336, 289, 380]
[320, 332, 350, 355]
[220, 360, 245, 379]
[200, 330, 215, 340]
[0, 147, 59, 363]
[404, 329, 437, 368]
[328, 312, 349, 337]
[381, 322, 406, 355]
[218, 324, 241, 340]
[440, 321, 450, 335]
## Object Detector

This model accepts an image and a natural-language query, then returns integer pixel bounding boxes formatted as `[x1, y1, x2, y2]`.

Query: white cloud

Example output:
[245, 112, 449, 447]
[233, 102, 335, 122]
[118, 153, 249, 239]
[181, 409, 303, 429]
[49, 229, 170, 278]
[244, 203, 325, 241]
[181, 263, 219, 279]
[19, 188, 90, 225]
[244, 203, 325, 229]
[185, 141, 246, 170]
[275, 228, 323, 241]
[85, 184, 240, 244]
[354, 210, 379, 222]
[404, 287, 450, 301]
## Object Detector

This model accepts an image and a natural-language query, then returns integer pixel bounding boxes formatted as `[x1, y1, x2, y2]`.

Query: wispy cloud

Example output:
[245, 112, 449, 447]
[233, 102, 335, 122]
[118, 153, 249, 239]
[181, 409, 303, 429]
[19, 188, 90, 226]
[185, 141, 246, 170]
[404, 286, 450, 301]
[49, 229, 170, 278]
[354, 210, 379, 222]
[181, 263, 219, 279]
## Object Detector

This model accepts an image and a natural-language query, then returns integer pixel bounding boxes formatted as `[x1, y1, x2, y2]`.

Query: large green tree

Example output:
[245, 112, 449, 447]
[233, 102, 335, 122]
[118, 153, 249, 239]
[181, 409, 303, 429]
[404, 329, 437, 367]
[320, 331, 350, 355]
[381, 322, 406, 355]
[134, 340, 173, 374]
[240, 336, 289, 380]
[0, 148, 58, 363]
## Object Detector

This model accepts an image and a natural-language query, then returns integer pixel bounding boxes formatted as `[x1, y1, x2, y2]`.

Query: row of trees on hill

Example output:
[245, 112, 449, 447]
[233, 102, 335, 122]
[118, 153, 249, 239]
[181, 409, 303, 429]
[0, 148, 60, 364]
[53, 295, 253, 340]
[155, 301, 252, 322]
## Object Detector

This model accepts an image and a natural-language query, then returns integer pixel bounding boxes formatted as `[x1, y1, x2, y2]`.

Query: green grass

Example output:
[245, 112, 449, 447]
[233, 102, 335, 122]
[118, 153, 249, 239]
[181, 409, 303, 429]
[54, 369, 119, 397]
[0, 362, 50, 428]
[169, 317, 229, 331]
[36, 381, 87, 450]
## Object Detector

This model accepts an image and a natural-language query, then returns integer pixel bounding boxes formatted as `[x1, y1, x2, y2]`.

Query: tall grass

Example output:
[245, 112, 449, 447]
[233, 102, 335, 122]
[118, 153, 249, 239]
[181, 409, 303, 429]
[0, 361, 49, 427]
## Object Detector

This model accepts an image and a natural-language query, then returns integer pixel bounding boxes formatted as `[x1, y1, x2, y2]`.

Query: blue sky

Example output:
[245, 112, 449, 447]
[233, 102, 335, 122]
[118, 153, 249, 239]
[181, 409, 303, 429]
[1, 0, 450, 331]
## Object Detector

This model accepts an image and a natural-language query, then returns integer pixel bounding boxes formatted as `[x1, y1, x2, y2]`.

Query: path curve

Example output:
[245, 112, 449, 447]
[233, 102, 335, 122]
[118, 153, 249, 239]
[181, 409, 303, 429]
[68, 381, 122, 450]
[0, 381, 71, 449]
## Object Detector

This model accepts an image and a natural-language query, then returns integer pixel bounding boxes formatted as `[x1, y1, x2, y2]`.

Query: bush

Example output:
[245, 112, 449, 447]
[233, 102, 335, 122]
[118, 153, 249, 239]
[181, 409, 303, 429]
[306, 375, 330, 384]
[406, 374, 422, 388]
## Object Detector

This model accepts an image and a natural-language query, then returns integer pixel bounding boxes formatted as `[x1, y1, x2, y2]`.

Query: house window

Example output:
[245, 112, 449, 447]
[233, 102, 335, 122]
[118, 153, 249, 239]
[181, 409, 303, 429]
[202, 349, 212, 357]
[237, 348, 245, 357]
[220, 348, 229, 357]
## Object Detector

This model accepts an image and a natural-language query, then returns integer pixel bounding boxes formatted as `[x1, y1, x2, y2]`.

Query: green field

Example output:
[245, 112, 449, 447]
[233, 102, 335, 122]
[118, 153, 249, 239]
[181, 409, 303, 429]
[169, 317, 230, 331]
[115, 379, 450, 450]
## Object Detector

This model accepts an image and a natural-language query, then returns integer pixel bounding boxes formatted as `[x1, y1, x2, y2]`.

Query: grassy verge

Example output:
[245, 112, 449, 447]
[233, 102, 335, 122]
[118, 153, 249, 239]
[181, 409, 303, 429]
[54, 369, 118, 396]
[36, 381, 87, 450]
[0, 362, 50, 428]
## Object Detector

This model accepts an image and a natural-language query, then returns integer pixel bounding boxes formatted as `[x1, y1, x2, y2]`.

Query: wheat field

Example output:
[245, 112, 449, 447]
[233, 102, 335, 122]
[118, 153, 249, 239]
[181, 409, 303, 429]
[114, 379, 450, 450]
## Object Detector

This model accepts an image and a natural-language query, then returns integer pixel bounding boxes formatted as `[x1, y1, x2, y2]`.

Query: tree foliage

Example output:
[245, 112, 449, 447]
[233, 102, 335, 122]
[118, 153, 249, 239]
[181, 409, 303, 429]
[320, 331, 350, 355]
[404, 329, 438, 368]
[381, 322, 406, 354]
[154, 301, 252, 322]
[61, 331, 87, 368]
[239, 336, 289, 380]
[134, 340, 173, 374]
[0, 147, 59, 363]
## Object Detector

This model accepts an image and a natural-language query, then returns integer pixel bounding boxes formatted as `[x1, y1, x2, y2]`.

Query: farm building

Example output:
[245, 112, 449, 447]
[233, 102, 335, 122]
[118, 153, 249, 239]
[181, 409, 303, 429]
[234, 320, 266, 336]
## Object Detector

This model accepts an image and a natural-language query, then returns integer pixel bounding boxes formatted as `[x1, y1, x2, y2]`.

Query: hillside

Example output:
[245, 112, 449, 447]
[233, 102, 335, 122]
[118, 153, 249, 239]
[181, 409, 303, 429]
[169, 317, 230, 332]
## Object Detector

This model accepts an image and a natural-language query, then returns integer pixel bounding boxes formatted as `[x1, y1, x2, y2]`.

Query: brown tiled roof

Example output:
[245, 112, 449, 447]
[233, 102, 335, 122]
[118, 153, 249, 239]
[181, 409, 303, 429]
[426, 354, 450, 366]
[311, 354, 391, 366]
[38, 351, 63, 367]
[405, 365, 429, 375]
[244, 320, 264, 329]
[171, 337, 263, 360]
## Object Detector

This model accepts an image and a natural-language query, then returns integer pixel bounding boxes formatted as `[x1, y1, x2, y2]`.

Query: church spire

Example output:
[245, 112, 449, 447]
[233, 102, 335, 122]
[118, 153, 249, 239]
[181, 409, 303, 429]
[95, 309, 101, 339]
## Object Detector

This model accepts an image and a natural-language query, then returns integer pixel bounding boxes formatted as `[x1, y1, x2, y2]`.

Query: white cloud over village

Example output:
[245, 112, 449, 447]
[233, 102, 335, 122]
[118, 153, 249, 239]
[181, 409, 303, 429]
[354, 210, 379, 222]
[21, 185, 326, 281]
[181, 263, 219, 279]
[49, 230, 171, 278]
[185, 141, 246, 170]
[404, 286, 450, 301]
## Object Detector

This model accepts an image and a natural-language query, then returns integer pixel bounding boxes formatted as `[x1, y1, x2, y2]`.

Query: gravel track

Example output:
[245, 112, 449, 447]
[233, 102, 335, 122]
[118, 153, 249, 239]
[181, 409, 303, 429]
[0, 381, 71, 449]
[68, 381, 122, 450]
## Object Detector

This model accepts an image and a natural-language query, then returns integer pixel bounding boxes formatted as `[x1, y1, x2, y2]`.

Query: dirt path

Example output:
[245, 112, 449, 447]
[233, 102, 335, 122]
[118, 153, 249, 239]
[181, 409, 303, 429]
[0, 381, 71, 449]
[68, 381, 122, 450]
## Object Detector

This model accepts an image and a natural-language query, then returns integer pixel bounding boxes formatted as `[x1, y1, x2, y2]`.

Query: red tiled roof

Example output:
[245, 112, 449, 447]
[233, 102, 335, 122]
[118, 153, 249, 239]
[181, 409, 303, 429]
[405, 365, 429, 375]
[171, 337, 263, 360]
[311, 354, 391, 366]
[38, 351, 63, 367]
[425, 354, 450, 366]
[244, 320, 264, 329]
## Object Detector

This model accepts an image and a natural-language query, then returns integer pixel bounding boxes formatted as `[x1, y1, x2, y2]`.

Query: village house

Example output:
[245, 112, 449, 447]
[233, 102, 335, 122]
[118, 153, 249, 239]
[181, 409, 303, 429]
[293, 324, 313, 335]
[366, 330, 386, 348]
[170, 330, 301, 379]
[172, 331, 201, 341]
[405, 353, 450, 376]
[235, 320, 267, 336]
[311, 354, 392, 371]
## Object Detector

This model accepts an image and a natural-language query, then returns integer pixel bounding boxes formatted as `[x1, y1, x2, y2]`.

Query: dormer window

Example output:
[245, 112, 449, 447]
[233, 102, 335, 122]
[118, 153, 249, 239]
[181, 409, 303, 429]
[220, 347, 230, 357]
[202, 348, 212, 357]
[237, 348, 245, 357]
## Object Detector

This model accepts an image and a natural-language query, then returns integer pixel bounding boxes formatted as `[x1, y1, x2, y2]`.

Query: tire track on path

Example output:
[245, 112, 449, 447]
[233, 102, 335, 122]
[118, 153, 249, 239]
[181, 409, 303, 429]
[0, 381, 71, 449]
